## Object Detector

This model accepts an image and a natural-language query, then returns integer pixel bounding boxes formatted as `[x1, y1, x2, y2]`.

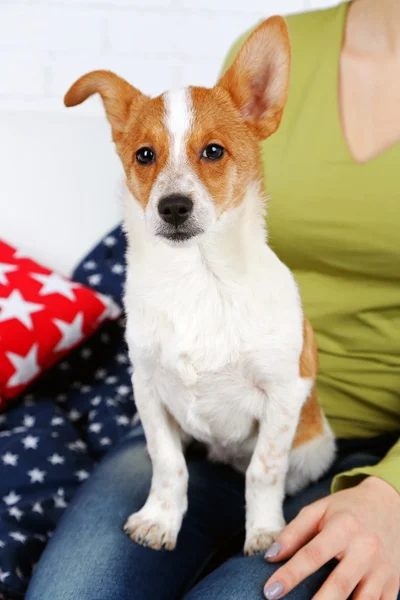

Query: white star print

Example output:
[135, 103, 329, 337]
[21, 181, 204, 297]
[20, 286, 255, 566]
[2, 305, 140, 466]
[68, 440, 86, 452]
[94, 369, 107, 380]
[53, 495, 68, 509]
[75, 470, 89, 481]
[6, 344, 41, 388]
[80, 348, 92, 359]
[30, 271, 80, 301]
[48, 453, 65, 465]
[89, 422, 102, 433]
[3, 491, 21, 506]
[83, 260, 97, 270]
[32, 502, 43, 514]
[88, 273, 102, 286]
[116, 415, 129, 426]
[28, 468, 46, 483]
[16, 566, 23, 579]
[22, 435, 39, 449]
[53, 313, 84, 352]
[2, 452, 18, 466]
[100, 437, 112, 446]
[0, 289, 44, 330]
[104, 235, 117, 247]
[51, 416, 64, 426]
[0, 568, 10, 583]
[9, 531, 27, 543]
[68, 409, 81, 422]
[106, 398, 116, 407]
[0, 263, 17, 286]
[96, 293, 121, 322]
[117, 385, 130, 396]
[72, 380, 82, 389]
[81, 385, 92, 394]
[59, 362, 70, 371]
[12, 427, 27, 434]
[101, 333, 111, 344]
[8, 506, 23, 521]
[116, 353, 128, 364]
[0, 540, 5, 548]
[91, 396, 102, 406]
[23, 415, 36, 428]
[106, 376, 117, 384]
[56, 393, 67, 403]
[0, 414, 7, 424]
[112, 263, 124, 275]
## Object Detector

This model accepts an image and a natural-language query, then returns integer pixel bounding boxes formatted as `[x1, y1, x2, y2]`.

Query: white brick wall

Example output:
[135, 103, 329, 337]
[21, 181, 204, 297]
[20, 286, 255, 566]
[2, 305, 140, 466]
[0, 0, 338, 115]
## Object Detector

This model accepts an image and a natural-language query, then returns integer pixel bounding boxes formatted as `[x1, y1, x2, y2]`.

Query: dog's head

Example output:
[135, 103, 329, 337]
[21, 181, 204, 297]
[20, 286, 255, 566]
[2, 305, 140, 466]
[65, 17, 290, 245]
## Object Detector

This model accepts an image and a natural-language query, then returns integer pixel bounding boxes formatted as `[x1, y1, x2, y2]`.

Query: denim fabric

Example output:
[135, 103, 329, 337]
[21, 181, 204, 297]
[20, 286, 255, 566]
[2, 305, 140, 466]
[26, 430, 399, 600]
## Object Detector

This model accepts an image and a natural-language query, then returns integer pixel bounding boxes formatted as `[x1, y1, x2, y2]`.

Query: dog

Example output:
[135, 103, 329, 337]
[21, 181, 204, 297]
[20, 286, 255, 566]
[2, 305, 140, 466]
[65, 15, 336, 556]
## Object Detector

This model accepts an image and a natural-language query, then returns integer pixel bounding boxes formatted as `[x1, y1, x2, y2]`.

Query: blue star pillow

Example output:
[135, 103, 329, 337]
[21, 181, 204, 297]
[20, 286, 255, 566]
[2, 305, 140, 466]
[72, 225, 127, 306]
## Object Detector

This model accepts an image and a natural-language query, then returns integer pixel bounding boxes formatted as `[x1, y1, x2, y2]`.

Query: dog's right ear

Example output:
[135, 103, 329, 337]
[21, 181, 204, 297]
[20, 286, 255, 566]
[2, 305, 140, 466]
[64, 70, 145, 140]
[218, 17, 290, 140]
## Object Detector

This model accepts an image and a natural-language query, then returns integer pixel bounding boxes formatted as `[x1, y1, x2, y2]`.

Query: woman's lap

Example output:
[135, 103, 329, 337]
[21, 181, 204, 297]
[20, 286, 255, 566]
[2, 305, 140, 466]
[26, 429, 387, 600]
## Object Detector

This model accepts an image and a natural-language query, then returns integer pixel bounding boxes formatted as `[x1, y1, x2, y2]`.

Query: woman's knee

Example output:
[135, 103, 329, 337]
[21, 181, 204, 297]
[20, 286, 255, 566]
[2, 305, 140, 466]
[184, 556, 272, 600]
[185, 555, 328, 600]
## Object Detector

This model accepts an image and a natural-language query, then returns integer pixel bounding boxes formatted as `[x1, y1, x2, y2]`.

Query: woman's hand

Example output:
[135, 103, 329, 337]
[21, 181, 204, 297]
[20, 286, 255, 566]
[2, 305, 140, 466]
[264, 476, 400, 599]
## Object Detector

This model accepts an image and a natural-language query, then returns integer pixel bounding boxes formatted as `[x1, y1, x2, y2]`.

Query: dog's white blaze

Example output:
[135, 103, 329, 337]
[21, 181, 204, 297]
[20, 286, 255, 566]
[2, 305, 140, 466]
[163, 89, 193, 164]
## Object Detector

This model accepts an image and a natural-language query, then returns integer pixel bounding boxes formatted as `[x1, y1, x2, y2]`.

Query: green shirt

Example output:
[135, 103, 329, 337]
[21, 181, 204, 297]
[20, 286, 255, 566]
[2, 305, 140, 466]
[224, 2, 400, 492]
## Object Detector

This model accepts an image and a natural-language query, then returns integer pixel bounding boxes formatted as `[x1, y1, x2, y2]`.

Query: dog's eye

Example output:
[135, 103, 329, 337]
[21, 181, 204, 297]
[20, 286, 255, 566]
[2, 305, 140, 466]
[201, 144, 224, 161]
[136, 147, 156, 165]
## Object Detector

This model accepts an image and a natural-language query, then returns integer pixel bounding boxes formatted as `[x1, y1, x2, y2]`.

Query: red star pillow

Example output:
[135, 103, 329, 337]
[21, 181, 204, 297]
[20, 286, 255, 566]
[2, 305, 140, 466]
[0, 240, 121, 410]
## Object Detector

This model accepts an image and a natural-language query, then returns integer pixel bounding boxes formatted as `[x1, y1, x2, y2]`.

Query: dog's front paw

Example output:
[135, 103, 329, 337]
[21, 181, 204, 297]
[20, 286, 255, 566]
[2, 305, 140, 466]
[123, 509, 179, 551]
[244, 529, 282, 556]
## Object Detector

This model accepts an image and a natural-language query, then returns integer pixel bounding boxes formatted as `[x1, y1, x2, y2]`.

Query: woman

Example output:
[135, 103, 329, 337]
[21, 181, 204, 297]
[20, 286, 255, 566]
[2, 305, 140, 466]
[26, 0, 400, 598]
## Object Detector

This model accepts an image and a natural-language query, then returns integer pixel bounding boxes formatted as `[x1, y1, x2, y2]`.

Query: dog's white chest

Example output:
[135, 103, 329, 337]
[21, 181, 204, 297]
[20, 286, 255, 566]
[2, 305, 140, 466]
[152, 356, 265, 447]
[125, 244, 301, 453]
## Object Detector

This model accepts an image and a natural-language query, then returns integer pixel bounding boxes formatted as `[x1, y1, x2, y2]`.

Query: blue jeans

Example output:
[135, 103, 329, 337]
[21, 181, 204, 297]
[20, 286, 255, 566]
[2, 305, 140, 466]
[26, 429, 398, 600]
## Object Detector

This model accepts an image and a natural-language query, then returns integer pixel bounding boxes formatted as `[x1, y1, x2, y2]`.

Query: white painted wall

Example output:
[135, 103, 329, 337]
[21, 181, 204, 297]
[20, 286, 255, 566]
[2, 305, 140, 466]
[0, 0, 338, 116]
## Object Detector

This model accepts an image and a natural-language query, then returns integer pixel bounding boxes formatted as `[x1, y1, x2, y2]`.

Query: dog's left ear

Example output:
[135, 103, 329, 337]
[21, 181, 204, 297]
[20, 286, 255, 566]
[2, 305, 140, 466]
[64, 70, 146, 141]
[219, 16, 291, 140]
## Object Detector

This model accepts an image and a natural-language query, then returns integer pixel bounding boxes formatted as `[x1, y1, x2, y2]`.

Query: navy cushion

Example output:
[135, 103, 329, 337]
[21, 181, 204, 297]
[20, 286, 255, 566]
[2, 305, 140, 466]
[0, 224, 136, 599]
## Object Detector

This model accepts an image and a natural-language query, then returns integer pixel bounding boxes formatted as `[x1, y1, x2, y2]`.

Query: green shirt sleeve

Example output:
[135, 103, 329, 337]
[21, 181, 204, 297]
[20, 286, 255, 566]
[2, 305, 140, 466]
[332, 439, 400, 494]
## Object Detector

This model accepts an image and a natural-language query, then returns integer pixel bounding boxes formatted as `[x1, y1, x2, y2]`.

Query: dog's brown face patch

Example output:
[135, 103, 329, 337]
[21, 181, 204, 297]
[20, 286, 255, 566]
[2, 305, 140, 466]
[116, 95, 169, 208]
[187, 86, 261, 213]
[114, 84, 263, 217]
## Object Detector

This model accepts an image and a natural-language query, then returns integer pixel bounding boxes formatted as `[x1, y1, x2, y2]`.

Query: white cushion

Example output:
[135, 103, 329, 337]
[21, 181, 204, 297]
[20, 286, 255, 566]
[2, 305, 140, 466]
[0, 110, 123, 276]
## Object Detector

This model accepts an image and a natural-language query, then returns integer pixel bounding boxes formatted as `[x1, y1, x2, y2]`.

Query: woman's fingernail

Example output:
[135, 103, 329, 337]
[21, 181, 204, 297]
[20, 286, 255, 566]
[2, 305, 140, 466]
[264, 582, 284, 600]
[264, 542, 282, 559]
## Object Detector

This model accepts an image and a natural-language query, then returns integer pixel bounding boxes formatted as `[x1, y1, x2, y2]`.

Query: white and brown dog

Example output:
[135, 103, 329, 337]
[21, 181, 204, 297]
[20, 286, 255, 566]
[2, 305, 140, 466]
[65, 16, 335, 556]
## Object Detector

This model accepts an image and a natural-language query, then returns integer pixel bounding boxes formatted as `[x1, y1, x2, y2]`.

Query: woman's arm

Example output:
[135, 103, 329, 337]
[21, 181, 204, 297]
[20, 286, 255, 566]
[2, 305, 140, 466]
[332, 438, 400, 493]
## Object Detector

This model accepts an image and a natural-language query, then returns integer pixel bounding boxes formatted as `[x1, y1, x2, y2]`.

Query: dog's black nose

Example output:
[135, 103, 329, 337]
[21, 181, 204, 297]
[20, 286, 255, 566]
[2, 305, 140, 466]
[158, 195, 193, 227]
